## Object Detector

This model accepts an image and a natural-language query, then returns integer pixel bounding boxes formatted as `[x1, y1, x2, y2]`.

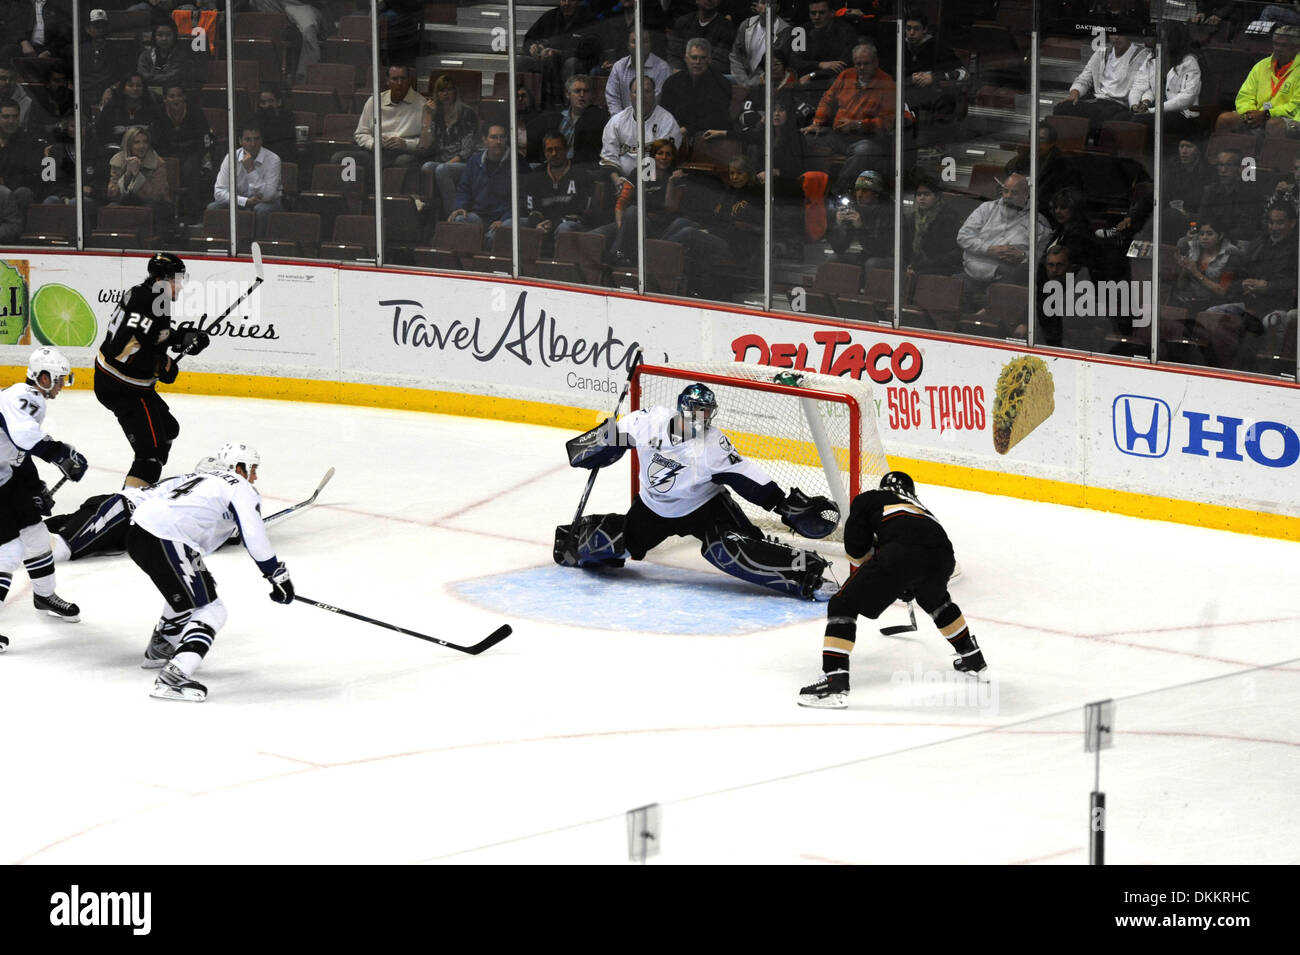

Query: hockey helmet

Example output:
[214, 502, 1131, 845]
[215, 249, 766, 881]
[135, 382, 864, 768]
[677, 382, 718, 437]
[27, 345, 73, 394]
[213, 442, 261, 476]
[147, 252, 187, 281]
[879, 470, 916, 498]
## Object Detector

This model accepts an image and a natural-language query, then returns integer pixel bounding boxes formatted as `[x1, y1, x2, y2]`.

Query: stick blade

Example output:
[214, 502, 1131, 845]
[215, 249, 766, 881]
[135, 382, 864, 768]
[879, 624, 917, 636]
[251, 240, 264, 279]
[465, 624, 513, 655]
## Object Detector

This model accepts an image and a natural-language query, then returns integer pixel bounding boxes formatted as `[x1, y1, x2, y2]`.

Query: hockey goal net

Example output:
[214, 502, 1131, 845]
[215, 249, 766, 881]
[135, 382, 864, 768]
[629, 362, 890, 541]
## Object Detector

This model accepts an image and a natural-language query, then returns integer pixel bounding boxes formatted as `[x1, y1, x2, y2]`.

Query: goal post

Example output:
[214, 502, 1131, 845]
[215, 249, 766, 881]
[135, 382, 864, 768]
[629, 362, 891, 541]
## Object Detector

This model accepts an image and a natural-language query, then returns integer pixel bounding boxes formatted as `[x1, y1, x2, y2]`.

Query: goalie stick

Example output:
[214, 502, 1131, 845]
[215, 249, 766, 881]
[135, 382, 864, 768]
[559, 348, 642, 565]
[265, 466, 335, 524]
[293, 595, 513, 655]
[880, 601, 917, 636]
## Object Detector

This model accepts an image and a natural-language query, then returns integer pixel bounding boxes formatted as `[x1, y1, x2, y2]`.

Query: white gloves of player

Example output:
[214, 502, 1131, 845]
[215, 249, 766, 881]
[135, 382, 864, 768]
[266, 562, 294, 604]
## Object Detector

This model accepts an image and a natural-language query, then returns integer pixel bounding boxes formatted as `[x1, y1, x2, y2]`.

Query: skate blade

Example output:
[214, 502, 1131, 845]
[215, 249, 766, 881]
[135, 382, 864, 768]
[954, 666, 991, 683]
[150, 683, 207, 702]
[797, 692, 848, 709]
[37, 609, 80, 623]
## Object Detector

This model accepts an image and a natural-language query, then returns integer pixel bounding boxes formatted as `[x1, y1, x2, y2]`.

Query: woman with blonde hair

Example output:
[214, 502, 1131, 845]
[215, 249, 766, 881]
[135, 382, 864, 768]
[106, 126, 173, 235]
[418, 73, 480, 217]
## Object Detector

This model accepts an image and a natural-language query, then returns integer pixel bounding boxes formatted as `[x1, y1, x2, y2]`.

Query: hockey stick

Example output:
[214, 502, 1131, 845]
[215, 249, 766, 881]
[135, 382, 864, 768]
[880, 601, 917, 636]
[557, 348, 643, 566]
[293, 595, 513, 655]
[211, 241, 265, 323]
[265, 466, 335, 525]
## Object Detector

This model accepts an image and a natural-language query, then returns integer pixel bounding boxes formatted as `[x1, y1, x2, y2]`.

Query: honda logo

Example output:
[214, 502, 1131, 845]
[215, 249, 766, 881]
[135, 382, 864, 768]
[1113, 394, 1171, 458]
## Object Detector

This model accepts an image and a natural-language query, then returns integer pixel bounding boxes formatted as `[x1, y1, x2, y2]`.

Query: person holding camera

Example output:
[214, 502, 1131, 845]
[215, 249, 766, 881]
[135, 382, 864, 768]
[829, 170, 894, 272]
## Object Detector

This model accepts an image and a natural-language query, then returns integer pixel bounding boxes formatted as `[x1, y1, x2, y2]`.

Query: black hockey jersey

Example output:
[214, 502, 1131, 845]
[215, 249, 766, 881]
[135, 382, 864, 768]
[95, 282, 179, 389]
[843, 488, 951, 560]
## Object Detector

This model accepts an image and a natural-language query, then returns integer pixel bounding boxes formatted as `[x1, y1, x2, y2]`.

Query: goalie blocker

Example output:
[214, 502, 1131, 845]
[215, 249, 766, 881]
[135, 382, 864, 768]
[554, 387, 839, 600]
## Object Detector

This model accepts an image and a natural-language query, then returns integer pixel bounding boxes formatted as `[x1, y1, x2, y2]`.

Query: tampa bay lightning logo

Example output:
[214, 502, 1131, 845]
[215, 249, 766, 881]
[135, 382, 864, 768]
[647, 452, 685, 492]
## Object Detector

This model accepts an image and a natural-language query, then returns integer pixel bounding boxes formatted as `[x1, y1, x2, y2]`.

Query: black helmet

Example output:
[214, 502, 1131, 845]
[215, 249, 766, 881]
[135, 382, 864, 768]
[677, 383, 718, 437]
[147, 252, 186, 280]
[880, 471, 916, 497]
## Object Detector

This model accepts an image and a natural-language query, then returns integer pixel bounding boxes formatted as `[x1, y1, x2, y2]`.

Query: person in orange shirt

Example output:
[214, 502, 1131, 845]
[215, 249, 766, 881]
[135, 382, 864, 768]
[801, 42, 896, 194]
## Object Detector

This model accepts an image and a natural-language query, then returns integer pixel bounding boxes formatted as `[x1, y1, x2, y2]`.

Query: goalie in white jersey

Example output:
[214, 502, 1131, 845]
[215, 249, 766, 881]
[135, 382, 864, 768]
[0, 347, 90, 652]
[126, 442, 294, 701]
[554, 383, 841, 599]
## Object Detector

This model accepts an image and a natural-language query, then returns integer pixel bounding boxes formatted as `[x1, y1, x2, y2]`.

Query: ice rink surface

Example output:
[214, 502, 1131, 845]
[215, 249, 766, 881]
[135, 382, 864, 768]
[1, 390, 1297, 865]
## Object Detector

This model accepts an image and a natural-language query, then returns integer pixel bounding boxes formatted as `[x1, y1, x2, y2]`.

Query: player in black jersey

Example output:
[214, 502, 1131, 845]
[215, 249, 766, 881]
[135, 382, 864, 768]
[93, 252, 210, 488]
[798, 471, 987, 708]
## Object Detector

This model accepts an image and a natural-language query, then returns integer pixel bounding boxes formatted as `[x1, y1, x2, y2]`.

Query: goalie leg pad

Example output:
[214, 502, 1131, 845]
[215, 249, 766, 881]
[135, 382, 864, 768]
[554, 514, 628, 567]
[701, 531, 829, 599]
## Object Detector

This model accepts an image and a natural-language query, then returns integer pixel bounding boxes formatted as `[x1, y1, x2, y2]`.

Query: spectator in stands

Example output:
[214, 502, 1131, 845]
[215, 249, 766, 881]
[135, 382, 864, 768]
[783, 0, 857, 106]
[1127, 20, 1201, 139]
[208, 122, 283, 238]
[172, 2, 222, 59]
[40, 111, 102, 230]
[255, 84, 298, 160]
[418, 73, 480, 219]
[1197, 202, 1298, 367]
[734, 91, 825, 242]
[1042, 186, 1104, 281]
[730, 1, 791, 92]
[1163, 136, 1213, 231]
[599, 137, 685, 265]
[106, 125, 173, 235]
[1189, 3, 1244, 45]
[896, 9, 966, 132]
[664, 156, 763, 256]
[0, 65, 47, 132]
[600, 76, 683, 179]
[250, 0, 325, 85]
[127, 0, 180, 30]
[0, 99, 43, 212]
[593, 0, 666, 79]
[659, 39, 733, 147]
[1170, 215, 1241, 317]
[524, 131, 593, 251]
[151, 85, 214, 226]
[138, 20, 192, 94]
[79, 9, 120, 105]
[1005, 121, 1082, 218]
[1053, 31, 1151, 138]
[827, 169, 894, 272]
[902, 173, 964, 276]
[517, 0, 601, 108]
[668, 0, 737, 72]
[956, 172, 1051, 304]
[1198, 146, 1267, 244]
[0, 182, 21, 244]
[605, 30, 672, 116]
[0, 0, 74, 65]
[1034, 243, 1088, 347]
[525, 74, 607, 168]
[96, 73, 160, 159]
[338, 64, 425, 168]
[1215, 24, 1300, 136]
[26, 63, 73, 137]
[802, 42, 896, 195]
[1269, 158, 1300, 210]
[447, 123, 530, 252]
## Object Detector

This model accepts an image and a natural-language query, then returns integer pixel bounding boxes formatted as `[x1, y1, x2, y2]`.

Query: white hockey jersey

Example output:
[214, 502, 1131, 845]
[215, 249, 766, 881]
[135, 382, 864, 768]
[618, 406, 776, 518]
[0, 382, 50, 486]
[130, 470, 279, 568]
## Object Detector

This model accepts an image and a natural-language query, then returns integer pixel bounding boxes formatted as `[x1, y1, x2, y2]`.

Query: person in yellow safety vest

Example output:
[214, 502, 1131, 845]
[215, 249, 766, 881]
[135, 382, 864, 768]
[1215, 24, 1300, 136]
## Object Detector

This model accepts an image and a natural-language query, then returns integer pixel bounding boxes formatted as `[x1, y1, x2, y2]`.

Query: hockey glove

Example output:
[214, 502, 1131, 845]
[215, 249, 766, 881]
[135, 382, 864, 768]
[775, 487, 840, 539]
[266, 562, 294, 604]
[175, 327, 212, 356]
[33, 482, 55, 517]
[54, 445, 88, 482]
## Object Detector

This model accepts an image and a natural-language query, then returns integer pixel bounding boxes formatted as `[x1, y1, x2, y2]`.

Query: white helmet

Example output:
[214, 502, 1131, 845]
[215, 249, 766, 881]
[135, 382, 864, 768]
[194, 455, 224, 475]
[27, 346, 73, 393]
[213, 442, 261, 475]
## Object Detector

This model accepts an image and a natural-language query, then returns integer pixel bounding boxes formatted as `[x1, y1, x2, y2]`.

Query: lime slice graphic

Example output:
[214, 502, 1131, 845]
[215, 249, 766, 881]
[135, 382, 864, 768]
[30, 284, 98, 347]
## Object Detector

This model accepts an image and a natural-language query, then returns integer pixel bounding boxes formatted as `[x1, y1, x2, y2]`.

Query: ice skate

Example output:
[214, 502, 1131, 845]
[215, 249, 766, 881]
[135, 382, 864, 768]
[141, 627, 176, 669]
[953, 648, 988, 679]
[0, 633, 8, 652]
[150, 662, 207, 702]
[797, 671, 849, 709]
[34, 592, 80, 622]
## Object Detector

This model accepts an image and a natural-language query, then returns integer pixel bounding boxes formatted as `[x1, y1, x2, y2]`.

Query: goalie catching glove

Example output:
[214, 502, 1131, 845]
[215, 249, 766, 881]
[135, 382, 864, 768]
[774, 487, 840, 539]
[265, 561, 294, 604]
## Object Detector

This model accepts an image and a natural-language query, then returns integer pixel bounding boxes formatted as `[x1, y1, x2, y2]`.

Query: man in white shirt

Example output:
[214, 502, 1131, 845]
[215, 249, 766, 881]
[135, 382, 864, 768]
[127, 443, 294, 702]
[730, 1, 791, 91]
[1053, 32, 1151, 137]
[600, 76, 682, 179]
[956, 172, 1051, 301]
[335, 64, 426, 168]
[554, 383, 838, 599]
[207, 123, 283, 237]
[604, 30, 672, 116]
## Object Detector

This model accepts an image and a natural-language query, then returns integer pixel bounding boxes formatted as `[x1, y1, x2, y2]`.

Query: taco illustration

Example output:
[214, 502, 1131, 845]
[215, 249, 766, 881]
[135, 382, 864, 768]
[992, 355, 1055, 454]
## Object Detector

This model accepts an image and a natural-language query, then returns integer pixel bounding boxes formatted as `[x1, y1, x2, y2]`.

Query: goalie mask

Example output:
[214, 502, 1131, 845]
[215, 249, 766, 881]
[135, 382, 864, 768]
[677, 383, 718, 438]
